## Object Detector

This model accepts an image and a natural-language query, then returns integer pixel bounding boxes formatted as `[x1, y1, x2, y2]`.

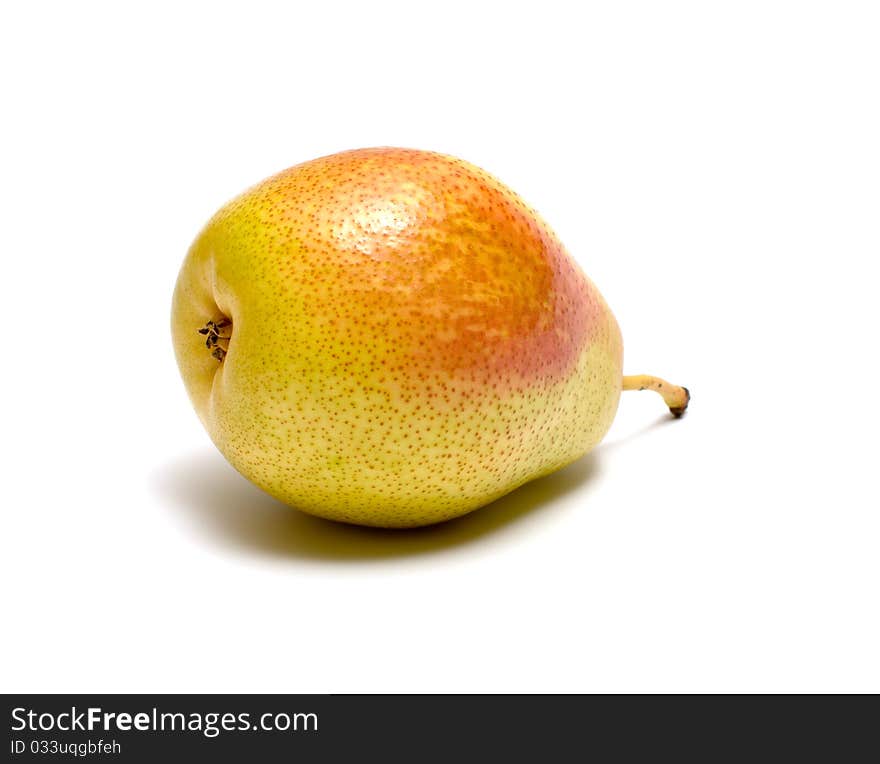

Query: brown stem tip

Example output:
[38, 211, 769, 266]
[622, 375, 690, 418]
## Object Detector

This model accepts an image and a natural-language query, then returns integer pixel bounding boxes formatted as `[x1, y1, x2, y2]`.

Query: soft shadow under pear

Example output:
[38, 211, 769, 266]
[151, 448, 602, 562]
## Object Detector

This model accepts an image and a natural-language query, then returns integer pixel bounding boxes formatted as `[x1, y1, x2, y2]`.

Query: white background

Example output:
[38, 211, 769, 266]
[2, 1, 878, 693]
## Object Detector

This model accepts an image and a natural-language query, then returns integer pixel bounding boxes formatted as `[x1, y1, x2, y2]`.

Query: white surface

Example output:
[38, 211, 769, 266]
[2, 1, 878, 693]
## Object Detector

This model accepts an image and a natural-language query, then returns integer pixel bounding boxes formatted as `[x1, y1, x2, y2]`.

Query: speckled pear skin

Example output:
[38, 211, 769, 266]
[172, 148, 623, 527]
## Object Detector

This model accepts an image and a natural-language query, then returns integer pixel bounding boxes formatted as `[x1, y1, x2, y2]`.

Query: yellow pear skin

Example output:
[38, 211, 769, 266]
[172, 148, 688, 528]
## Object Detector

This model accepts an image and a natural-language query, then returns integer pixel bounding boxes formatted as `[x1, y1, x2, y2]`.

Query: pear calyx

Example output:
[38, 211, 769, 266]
[197, 318, 232, 362]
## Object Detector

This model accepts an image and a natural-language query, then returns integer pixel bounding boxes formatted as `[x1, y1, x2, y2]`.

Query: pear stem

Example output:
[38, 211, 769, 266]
[622, 375, 690, 418]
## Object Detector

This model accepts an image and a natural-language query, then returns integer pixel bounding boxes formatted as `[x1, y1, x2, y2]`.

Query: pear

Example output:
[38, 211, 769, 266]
[172, 148, 688, 528]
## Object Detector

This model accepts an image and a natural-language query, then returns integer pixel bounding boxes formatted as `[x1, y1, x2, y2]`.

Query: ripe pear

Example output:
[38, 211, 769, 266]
[172, 148, 688, 528]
